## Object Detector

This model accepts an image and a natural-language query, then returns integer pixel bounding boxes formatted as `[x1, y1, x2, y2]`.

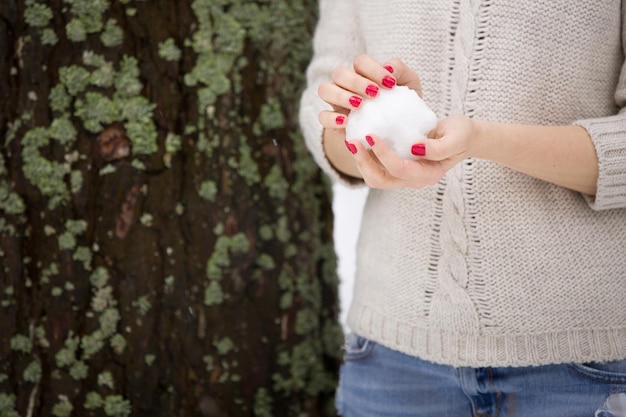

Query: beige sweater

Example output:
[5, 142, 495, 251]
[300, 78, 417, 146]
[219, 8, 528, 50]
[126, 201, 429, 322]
[299, 0, 626, 367]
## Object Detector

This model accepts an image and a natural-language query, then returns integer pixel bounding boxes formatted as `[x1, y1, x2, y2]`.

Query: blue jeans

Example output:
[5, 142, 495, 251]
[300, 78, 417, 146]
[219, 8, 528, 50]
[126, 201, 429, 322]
[336, 334, 626, 417]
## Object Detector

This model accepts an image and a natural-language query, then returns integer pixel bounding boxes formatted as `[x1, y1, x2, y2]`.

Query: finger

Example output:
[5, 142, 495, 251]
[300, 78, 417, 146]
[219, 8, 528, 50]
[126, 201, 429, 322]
[318, 82, 365, 111]
[347, 139, 403, 189]
[365, 134, 447, 187]
[383, 57, 423, 96]
[353, 54, 397, 90]
[318, 110, 349, 129]
[409, 138, 464, 162]
[366, 134, 417, 180]
[331, 66, 380, 99]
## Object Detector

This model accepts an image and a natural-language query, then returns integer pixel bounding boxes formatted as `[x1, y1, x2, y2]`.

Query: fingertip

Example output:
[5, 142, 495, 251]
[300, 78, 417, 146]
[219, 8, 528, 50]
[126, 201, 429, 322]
[364, 133, 383, 149]
[350, 139, 373, 157]
[366, 134, 400, 162]
[344, 140, 358, 155]
[365, 84, 379, 97]
[382, 75, 396, 89]
[411, 143, 426, 157]
[349, 95, 363, 108]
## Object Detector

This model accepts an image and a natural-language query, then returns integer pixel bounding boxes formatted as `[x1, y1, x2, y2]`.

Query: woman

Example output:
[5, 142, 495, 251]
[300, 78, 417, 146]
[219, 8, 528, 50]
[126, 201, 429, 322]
[299, 1, 626, 416]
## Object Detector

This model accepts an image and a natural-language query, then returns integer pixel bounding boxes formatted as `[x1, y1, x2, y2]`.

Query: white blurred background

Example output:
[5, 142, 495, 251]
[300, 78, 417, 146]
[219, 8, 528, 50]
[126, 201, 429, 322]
[331, 183, 368, 330]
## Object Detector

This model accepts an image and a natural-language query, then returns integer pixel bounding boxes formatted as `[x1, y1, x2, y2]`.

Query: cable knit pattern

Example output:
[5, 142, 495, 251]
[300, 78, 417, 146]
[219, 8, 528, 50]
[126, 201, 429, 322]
[299, 0, 626, 367]
[429, 159, 480, 333]
[428, 0, 492, 334]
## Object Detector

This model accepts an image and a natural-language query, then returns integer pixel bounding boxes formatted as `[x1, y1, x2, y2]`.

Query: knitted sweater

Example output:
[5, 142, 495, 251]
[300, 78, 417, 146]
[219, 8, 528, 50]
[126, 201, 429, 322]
[299, 0, 626, 367]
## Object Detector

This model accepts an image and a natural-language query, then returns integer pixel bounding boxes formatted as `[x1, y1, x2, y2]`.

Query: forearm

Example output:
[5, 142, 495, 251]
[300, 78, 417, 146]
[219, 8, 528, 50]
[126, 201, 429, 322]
[471, 120, 598, 195]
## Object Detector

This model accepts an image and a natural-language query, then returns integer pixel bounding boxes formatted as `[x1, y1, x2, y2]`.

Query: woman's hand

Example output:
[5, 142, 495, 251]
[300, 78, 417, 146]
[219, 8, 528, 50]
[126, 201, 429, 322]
[317, 55, 424, 179]
[317, 55, 598, 194]
[317, 54, 472, 188]
[352, 114, 599, 195]
[350, 115, 477, 189]
[318, 55, 423, 127]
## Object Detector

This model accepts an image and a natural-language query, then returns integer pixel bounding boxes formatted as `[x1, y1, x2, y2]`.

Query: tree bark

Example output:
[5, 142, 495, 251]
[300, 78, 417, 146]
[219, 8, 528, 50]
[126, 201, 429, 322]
[0, 1, 342, 416]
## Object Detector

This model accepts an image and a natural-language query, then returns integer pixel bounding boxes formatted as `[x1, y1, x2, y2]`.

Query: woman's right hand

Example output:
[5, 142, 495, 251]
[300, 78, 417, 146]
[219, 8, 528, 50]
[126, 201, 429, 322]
[316, 54, 425, 179]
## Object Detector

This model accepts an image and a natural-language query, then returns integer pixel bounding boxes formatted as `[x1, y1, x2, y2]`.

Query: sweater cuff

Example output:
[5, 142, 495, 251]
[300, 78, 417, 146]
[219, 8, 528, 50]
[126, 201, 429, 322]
[574, 113, 626, 210]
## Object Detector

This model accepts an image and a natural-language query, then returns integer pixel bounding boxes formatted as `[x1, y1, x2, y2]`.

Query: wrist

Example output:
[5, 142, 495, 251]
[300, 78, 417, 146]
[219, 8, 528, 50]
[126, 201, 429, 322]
[467, 118, 494, 160]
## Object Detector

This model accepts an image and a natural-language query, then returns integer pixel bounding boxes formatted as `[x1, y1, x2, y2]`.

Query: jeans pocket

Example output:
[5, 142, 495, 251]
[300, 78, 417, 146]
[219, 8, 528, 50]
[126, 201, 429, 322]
[342, 333, 375, 362]
[569, 359, 626, 384]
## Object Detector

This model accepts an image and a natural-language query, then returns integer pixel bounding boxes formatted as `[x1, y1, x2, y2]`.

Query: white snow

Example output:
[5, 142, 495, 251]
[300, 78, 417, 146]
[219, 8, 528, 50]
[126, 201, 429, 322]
[345, 86, 437, 159]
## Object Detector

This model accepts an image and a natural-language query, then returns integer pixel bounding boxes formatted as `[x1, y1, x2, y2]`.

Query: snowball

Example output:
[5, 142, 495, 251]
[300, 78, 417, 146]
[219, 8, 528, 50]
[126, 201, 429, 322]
[345, 86, 437, 159]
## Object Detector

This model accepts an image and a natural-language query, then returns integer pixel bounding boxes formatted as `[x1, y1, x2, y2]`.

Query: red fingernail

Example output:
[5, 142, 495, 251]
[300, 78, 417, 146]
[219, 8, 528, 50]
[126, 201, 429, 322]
[365, 84, 379, 97]
[345, 141, 357, 155]
[382, 76, 396, 88]
[349, 96, 362, 108]
[411, 144, 426, 156]
[336, 115, 346, 125]
[383, 65, 394, 74]
[366, 135, 375, 147]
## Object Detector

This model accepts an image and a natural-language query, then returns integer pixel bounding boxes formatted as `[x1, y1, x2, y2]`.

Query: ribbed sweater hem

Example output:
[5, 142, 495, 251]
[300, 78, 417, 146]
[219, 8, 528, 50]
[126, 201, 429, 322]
[574, 114, 626, 210]
[348, 301, 626, 367]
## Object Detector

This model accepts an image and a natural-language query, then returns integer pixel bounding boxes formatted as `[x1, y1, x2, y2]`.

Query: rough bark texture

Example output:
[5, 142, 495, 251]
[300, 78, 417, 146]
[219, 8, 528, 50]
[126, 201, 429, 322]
[0, 1, 342, 416]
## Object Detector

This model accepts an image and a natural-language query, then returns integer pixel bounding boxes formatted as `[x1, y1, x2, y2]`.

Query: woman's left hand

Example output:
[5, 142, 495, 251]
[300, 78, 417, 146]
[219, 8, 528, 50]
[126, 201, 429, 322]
[350, 114, 478, 189]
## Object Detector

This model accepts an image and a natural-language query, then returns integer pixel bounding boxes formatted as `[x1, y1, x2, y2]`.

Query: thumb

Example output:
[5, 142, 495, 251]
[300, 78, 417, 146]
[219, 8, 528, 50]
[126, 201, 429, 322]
[410, 136, 462, 162]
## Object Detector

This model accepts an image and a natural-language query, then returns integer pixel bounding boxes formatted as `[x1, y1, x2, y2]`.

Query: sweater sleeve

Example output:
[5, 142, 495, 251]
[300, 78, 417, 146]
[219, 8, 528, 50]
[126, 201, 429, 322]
[573, 3, 626, 211]
[298, 0, 366, 186]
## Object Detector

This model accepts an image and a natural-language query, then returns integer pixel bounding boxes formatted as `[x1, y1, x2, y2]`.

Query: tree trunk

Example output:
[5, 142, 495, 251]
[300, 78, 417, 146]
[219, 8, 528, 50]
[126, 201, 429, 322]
[0, 1, 342, 416]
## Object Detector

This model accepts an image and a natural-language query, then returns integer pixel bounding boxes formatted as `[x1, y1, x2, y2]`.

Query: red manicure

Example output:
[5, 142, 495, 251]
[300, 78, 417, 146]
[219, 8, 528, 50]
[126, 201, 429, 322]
[366, 135, 375, 147]
[411, 144, 426, 156]
[349, 96, 363, 108]
[336, 115, 346, 125]
[383, 65, 394, 74]
[345, 141, 358, 155]
[365, 84, 379, 97]
[382, 76, 396, 88]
